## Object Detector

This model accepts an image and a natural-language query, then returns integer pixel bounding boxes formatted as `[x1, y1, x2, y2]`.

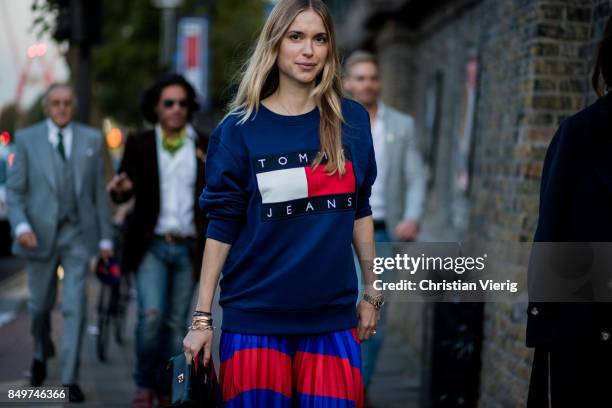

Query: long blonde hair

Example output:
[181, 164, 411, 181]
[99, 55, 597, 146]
[229, 0, 346, 175]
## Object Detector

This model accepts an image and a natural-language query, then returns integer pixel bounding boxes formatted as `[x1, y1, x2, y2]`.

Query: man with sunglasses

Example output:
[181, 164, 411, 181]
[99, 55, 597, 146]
[107, 74, 208, 408]
[6, 83, 114, 402]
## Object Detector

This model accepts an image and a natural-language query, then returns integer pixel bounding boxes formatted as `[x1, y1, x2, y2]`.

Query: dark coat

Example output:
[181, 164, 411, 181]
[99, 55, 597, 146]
[527, 93, 612, 348]
[526, 93, 612, 407]
[111, 128, 208, 280]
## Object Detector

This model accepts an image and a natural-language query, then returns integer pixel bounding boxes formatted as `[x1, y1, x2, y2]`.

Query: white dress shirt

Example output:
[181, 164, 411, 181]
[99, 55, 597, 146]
[153, 124, 197, 237]
[47, 118, 73, 159]
[15, 119, 113, 251]
[370, 102, 387, 221]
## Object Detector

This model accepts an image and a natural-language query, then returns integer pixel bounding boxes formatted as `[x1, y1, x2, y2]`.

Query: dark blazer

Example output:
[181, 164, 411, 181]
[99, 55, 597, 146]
[527, 93, 612, 347]
[111, 128, 208, 279]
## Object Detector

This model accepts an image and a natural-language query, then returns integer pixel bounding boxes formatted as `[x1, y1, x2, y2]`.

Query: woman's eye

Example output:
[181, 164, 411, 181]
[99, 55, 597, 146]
[316, 36, 328, 43]
[289, 33, 301, 40]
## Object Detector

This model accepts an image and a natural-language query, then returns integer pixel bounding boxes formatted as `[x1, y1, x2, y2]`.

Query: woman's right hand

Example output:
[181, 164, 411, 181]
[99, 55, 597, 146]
[183, 329, 214, 367]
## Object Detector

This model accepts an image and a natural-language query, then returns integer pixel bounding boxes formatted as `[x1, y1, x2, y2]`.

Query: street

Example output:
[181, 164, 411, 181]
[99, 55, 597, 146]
[0, 259, 419, 407]
[0, 260, 136, 407]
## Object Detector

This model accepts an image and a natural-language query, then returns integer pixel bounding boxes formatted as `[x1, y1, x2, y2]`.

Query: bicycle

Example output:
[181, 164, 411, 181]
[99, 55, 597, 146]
[94, 222, 132, 362]
[95, 262, 131, 362]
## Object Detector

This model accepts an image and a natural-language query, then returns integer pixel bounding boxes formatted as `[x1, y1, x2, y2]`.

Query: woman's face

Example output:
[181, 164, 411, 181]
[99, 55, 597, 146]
[277, 9, 329, 87]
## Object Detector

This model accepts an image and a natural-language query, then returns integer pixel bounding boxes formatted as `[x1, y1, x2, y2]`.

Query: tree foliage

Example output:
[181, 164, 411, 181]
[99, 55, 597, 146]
[33, 0, 266, 127]
[91, 0, 163, 125]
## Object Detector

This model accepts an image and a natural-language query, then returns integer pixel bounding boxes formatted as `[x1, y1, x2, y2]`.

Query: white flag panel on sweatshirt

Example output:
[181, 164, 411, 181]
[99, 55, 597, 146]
[256, 167, 309, 204]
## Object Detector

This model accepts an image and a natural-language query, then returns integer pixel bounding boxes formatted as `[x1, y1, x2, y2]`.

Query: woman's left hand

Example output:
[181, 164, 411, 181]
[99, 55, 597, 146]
[357, 300, 380, 342]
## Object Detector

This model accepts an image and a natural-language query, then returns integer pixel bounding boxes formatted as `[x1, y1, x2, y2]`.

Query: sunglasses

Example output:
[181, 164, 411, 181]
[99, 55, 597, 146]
[162, 98, 188, 109]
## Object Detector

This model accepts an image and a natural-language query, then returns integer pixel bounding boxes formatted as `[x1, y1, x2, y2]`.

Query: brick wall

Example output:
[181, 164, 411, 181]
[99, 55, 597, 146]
[472, 1, 608, 406]
[353, 0, 612, 406]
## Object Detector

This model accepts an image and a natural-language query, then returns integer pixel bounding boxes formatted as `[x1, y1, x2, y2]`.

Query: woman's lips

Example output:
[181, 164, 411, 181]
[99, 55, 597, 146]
[296, 62, 317, 70]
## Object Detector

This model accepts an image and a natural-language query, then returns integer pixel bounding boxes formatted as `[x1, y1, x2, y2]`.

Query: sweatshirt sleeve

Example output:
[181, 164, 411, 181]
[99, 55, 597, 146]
[354, 106, 377, 219]
[355, 142, 377, 219]
[199, 119, 248, 245]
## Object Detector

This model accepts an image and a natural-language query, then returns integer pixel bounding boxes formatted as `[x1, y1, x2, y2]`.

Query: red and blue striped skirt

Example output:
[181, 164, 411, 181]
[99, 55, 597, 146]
[219, 327, 364, 407]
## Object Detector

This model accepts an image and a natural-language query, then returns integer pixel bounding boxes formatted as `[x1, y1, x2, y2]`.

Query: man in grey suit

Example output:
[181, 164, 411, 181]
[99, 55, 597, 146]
[344, 51, 427, 403]
[7, 83, 113, 402]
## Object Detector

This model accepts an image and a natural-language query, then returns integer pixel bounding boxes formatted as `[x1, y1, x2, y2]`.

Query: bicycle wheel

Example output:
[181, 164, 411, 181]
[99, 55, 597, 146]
[113, 278, 128, 345]
[96, 283, 112, 362]
[115, 272, 134, 345]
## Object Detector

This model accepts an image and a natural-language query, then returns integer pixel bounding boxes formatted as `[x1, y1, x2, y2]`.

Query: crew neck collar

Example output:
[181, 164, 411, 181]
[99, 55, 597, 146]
[258, 102, 319, 124]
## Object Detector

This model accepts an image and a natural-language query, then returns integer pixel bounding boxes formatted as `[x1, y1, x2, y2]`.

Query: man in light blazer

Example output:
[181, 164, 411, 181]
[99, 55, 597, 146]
[343, 51, 427, 243]
[343, 50, 427, 403]
[7, 83, 113, 402]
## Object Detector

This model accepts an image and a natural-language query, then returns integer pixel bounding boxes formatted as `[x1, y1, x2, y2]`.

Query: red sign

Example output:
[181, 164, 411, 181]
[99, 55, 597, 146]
[186, 34, 199, 69]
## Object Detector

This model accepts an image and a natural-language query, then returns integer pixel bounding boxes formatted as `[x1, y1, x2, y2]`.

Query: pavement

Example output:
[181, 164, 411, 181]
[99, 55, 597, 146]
[368, 330, 421, 408]
[0, 258, 27, 330]
[0, 259, 137, 407]
[0, 256, 25, 282]
[0, 257, 421, 407]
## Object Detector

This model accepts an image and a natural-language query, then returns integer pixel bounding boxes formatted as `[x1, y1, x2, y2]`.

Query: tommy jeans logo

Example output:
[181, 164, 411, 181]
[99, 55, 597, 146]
[253, 149, 356, 220]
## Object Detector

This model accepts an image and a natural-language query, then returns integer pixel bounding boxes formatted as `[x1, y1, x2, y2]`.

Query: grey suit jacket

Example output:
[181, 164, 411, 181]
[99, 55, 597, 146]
[379, 103, 427, 237]
[7, 120, 113, 260]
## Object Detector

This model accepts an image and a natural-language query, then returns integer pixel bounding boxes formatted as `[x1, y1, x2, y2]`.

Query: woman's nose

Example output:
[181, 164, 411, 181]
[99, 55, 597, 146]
[302, 40, 314, 56]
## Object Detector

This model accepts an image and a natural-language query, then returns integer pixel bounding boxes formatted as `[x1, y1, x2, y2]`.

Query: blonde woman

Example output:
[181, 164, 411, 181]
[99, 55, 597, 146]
[183, 0, 381, 406]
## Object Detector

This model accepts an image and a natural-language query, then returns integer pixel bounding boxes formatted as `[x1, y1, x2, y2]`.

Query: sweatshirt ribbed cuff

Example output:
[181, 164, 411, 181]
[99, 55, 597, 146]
[355, 207, 373, 220]
[206, 218, 243, 245]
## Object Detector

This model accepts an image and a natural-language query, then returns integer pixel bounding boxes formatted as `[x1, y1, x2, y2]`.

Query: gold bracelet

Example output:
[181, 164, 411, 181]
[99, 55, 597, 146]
[191, 316, 213, 323]
[188, 324, 214, 331]
[190, 318, 213, 325]
[189, 320, 214, 330]
[191, 317, 212, 323]
[192, 314, 212, 319]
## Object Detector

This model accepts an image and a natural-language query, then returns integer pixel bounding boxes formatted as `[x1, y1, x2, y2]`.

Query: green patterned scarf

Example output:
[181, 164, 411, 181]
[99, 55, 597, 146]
[161, 127, 187, 155]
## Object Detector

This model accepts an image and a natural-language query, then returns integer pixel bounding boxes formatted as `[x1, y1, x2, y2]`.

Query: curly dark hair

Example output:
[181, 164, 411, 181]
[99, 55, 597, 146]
[140, 73, 200, 123]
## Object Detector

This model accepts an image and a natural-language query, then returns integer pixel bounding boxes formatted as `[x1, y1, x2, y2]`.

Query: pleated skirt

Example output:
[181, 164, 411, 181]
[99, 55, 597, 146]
[219, 327, 364, 408]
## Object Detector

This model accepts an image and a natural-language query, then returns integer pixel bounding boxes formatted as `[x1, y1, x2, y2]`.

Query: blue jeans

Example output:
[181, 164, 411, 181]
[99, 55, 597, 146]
[133, 237, 195, 391]
[356, 227, 391, 389]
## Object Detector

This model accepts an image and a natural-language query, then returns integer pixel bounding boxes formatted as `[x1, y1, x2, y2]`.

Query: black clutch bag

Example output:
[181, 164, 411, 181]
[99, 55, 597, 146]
[168, 350, 221, 407]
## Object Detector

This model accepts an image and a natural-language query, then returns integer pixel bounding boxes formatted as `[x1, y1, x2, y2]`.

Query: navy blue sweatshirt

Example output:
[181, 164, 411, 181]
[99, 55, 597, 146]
[200, 98, 376, 335]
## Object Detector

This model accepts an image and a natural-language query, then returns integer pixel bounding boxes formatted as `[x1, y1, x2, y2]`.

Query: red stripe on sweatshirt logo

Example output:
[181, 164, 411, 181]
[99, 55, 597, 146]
[305, 161, 356, 197]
